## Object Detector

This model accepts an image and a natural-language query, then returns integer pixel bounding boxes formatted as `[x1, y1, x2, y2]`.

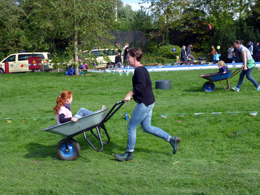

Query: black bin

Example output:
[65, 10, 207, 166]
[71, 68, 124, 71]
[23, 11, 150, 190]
[155, 80, 172, 90]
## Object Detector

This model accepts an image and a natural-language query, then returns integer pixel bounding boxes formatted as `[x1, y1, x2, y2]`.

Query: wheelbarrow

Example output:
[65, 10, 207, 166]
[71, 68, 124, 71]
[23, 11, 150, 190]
[199, 69, 241, 92]
[42, 100, 125, 160]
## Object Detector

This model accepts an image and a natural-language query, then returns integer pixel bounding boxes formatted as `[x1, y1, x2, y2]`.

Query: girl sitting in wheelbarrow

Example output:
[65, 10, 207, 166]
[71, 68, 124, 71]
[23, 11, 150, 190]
[217, 60, 228, 74]
[53, 90, 105, 124]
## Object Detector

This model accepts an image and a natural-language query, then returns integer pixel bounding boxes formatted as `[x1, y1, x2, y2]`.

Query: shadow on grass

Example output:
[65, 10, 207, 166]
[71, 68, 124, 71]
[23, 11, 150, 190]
[77, 134, 169, 159]
[182, 87, 202, 92]
[24, 142, 58, 160]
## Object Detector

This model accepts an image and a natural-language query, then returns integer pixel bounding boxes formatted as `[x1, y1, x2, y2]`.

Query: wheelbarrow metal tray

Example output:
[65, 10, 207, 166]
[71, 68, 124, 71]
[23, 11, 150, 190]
[42, 108, 108, 136]
[199, 70, 232, 81]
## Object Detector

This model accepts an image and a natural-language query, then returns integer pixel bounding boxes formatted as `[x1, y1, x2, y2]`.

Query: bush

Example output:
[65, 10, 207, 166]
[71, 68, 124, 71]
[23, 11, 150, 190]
[157, 44, 181, 59]
[141, 53, 175, 65]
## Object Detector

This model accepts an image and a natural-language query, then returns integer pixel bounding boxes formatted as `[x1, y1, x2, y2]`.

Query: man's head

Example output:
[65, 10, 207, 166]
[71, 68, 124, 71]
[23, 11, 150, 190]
[257, 43, 259, 46]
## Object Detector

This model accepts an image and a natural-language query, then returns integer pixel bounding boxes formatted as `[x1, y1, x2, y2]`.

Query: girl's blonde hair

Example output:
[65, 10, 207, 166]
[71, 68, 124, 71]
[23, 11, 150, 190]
[217, 60, 225, 67]
[53, 90, 72, 114]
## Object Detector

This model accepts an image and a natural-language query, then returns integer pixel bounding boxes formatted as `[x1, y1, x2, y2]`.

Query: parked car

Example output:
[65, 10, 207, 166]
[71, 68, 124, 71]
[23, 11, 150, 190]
[0, 52, 52, 73]
[71, 49, 118, 66]
[89, 49, 117, 65]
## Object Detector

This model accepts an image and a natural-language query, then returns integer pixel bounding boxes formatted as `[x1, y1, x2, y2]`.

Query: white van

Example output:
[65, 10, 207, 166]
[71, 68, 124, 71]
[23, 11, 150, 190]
[75, 49, 118, 66]
[90, 49, 117, 65]
[0, 52, 52, 73]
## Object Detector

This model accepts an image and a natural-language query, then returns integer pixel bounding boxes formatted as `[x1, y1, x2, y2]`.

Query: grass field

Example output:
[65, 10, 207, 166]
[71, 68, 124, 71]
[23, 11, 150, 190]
[0, 68, 260, 195]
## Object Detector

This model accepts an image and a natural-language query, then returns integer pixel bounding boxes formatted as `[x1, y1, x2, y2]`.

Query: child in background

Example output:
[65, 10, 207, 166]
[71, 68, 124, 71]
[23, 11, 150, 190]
[232, 52, 237, 63]
[217, 60, 228, 74]
[213, 51, 221, 63]
[176, 56, 180, 63]
[53, 90, 105, 125]
[115, 52, 122, 68]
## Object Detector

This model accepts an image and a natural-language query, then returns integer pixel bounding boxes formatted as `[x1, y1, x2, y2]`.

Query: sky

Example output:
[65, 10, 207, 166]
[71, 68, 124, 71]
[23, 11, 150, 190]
[121, 0, 151, 11]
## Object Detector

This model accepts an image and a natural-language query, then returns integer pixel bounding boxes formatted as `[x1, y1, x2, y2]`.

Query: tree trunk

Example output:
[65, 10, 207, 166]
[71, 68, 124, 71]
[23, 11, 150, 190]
[74, 30, 79, 75]
[74, 0, 79, 76]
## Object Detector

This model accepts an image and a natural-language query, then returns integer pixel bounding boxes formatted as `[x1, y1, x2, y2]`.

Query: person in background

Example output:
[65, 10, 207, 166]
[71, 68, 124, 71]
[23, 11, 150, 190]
[232, 52, 237, 63]
[209, 45, 216, 62]
[255, 42, 260, 62]
[248, 41, 253, 58]
[227, 46, 234, 63]
[213, 51, 221, 63]
[115, 42, 122, 56]
[217, 60, 228, 74]
[186, 43, 194, 65]
[123, 43, 129, 67]
[181, 45, 186, 63]
[234, 46, 239, 62]
[113, 48, 181, 161]
[115, 52, 122, 68]
[232, 40, 260, 92]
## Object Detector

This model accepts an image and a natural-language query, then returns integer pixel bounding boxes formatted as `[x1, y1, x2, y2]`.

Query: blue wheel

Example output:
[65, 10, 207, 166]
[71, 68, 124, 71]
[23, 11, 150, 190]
[202, 82, 216, 92]
[57, 138, 81, 160]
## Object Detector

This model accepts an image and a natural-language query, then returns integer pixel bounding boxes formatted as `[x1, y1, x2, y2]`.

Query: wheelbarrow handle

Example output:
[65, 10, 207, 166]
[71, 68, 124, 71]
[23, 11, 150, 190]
[230, 68, 242, 79]
[116, 100, 125, 105]
[102, 100, 125, 123]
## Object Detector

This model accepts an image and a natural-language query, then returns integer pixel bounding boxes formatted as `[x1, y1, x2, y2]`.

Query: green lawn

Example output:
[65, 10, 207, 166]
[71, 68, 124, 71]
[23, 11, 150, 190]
[0, 69, 260, 195]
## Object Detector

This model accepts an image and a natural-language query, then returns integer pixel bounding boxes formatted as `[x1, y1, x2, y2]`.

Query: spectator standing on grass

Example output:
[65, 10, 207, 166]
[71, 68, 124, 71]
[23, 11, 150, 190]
[255, 42, 260, 62]
[186, 43, 194, 65]
[123, 43, 129, 67]
[248, 41, 253, 57]
[113, 48, 181, 161]
[115, 42, 122, 56]
[209, 45, 216, 62]
[232, 52, 237, 63]
[181, 45, 186, 63]
[232, 40, 260, 92]
[115, 52, 122, 68]
[234, 47, 239, 62]
[227, 46, 234, 63]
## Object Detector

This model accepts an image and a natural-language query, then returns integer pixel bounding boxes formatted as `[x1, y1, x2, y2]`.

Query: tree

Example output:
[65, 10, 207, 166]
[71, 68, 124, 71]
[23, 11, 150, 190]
[140, 0, 191, 45]
[22, 0, 116, 75]
[116, 4, 136, 31]
[132, 7, 153, 31]
[0, 0, 26, 58]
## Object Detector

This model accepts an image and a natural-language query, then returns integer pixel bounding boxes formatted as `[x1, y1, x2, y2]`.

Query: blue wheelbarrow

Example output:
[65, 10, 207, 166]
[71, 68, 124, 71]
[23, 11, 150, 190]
[199, 69, 241, 92]
[42, 100, 125, 160]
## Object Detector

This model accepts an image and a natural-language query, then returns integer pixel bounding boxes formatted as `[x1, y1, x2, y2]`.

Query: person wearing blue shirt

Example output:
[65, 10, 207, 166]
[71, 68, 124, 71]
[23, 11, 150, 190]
[213, 52, 221, 63]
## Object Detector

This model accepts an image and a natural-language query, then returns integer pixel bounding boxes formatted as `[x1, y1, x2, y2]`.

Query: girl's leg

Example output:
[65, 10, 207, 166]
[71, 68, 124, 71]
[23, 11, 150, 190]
[245, 68, 260, 88]
[126, 103, 148, 152]
[236, 70, 246, 88]
[74, 108, 93, 119]
[140, 103, 170, 141]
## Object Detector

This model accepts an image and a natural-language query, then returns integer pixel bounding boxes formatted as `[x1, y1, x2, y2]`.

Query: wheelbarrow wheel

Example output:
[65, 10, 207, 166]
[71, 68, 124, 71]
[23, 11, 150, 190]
[57, 138, 81, 161]
[202, 82, 216, 92]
